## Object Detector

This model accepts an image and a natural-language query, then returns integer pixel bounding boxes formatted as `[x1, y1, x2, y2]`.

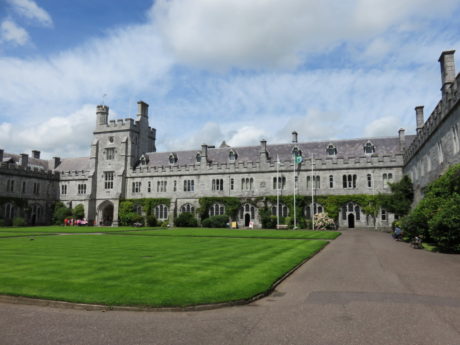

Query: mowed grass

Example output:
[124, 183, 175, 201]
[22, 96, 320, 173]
[0, 225, 156, 234]
[0, 234, 329, 307]
[125, 227, 341, 240]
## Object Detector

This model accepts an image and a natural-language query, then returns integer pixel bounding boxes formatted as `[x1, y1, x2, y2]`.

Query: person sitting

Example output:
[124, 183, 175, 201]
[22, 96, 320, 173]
[393, 226, 402, 240]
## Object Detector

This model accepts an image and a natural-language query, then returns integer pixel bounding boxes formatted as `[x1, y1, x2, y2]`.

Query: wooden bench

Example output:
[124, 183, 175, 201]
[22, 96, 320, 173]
[276, 224, 289, 230]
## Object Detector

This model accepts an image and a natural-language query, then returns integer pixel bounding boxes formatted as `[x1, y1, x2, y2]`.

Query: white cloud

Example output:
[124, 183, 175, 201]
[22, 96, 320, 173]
[161, 122, 224, 151]
[364, 116, 400, 137]
[0, 105, 95, 158]
[6, 0, 53, 27]
[150, 0, 459, 70]
[0, 19, 29, 45]
[227, 126, 266, 147]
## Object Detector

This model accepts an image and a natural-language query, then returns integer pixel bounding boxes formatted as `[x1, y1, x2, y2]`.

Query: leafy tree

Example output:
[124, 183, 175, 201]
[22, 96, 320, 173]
[383, 175, 414, 217]
[73, 204, 85, 220]
[52, 202, 72, 225]
[428, 194, 460, 251]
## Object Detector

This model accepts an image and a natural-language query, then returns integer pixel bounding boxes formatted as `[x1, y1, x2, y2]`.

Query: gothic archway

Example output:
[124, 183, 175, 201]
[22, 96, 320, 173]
[98, 201, 114, 226]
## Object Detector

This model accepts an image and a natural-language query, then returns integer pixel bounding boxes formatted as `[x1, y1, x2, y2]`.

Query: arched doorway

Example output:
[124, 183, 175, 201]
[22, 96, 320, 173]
[348, 213, 355, 228]
[244, 214, 251, 227]
[98, 202, 114, 226]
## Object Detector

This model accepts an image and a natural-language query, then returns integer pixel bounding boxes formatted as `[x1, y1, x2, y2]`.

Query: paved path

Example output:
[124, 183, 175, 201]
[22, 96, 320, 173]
[1, 230, 460, 345]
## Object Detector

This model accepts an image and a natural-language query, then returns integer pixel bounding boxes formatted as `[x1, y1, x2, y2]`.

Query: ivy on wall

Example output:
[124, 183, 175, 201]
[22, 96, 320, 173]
[197, 197, 242, 219]
[0, 196, 28, 208]
[118, 198, 171, 225]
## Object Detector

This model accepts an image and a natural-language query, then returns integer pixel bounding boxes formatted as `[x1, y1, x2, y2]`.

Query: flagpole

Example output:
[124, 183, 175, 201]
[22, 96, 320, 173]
[293, 153, 296, 230]
[276, 155, 280, 229]
[311, 154, 314, 230]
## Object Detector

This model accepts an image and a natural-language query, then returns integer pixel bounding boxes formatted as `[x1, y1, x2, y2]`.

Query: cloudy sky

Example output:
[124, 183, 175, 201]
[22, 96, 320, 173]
[0, 0, 459, 158]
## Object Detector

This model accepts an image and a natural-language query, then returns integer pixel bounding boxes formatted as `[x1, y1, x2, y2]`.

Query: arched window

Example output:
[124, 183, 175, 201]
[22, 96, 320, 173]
[154, 204, 169, 220]
[135, 205, 142, 215]
[196, 152, 201, 163]
[348, 203, 354, 212]
[209, 203, 225, 216]
[342, 206, 347, 220]
[271, 204, 289, 217]
[180, 203, 195, 214]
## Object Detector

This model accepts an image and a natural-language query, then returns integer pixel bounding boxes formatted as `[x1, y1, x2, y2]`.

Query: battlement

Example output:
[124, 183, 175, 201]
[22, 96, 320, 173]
[58, 170, 89, 179]
[0, 162, 59, 180]
[129, 154, 403, 177]
[404, 70, 460, 164]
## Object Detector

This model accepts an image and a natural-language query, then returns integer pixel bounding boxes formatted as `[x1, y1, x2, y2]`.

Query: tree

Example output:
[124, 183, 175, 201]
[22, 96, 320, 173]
[73, 204, 85, 220]
[52, 202, 72, 225]
[383, 175, 414, 218]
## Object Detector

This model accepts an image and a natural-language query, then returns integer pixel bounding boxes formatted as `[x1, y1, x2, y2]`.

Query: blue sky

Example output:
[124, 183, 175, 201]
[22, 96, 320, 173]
[1, 0, 460, 158]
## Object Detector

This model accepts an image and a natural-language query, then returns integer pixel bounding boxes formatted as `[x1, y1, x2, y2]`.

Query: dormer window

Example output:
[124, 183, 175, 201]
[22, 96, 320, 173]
[326, 144, 337, 156]
[169, 153, 178, 164]
[363, 141, 375, 154]
[229, 150, 237, 161]
[292, 146, 301, 157]
[196, 152, 201, 163]
[139, 154, 148, 165]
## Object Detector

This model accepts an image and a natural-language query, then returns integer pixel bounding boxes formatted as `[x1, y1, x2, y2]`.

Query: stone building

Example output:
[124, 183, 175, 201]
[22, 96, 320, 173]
[1, 50, 459, 229]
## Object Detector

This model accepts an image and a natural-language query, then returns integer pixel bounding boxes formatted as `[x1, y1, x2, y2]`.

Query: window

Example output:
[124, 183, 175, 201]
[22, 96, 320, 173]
[104, 172, 114, 189]
[381, 209, 387, 221]
[364, 141, 375, 154]
[180, 204, 195, 214]
[174, 180, 177, 192]
[355, 205, 360, 220]
[106, 148, 115, 160]
[33, 182, 40, 195]
[209, 203, 225, 216]
[343, 174, 357, 188]
[453, 124, 460, 154]
[239, 204, 255, 220]
[329, 175, 334, 188]
[241, 178, 254, 190]
[196, 153, 201, 163]
[326, 144, 337, 156]
[135, 205, 142, 215]
[22, 181, 26, 193]
[154, 204, 169, 220]
[367, 174, 372, 188]
[271, 204, 288, 217]
[273, 176, 286, 190]
[6, 180, 14, 192]
[61, 185, 67, 195]
[169, 153, 177, 164]
[132, 182, 141, 193]
[4, 203, 15, 219]
[383, 173, 393, 188]
[147, 181, 151, 193]
[78, 184, 87, 194]
[183, 180, 194, 192]
[306, 203, 324, 219]
[230, 178, 234, 190]
[342, 206, 347, 220]
[212, 179, 224, 191]
[157, 181, 167, 192]
[229, 150, 237, 161]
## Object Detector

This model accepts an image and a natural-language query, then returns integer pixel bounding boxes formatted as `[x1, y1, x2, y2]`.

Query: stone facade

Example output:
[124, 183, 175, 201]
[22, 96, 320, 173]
[1, 51, 459, 229]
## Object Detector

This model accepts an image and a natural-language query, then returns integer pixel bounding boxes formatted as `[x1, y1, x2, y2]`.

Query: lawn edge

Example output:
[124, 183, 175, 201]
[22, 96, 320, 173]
[0, 241, 330, 312]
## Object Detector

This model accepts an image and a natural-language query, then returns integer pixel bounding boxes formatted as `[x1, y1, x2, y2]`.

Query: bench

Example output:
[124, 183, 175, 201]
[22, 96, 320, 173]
[276, 224, 289, 230]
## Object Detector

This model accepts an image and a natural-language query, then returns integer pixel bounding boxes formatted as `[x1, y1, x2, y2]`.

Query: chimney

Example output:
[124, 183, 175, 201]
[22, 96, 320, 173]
[398, 128, 405, 151]
[201, 144, 208, 162]
[20, 153, 28, 167]
[415, 106, 424, 134]
[96, 105, 109, 126]
[0, 149, 3, 163]
[292, 131, 298, 143]
[137, 101, 149, 118]
[439, 50, 456, 93]
[260, 139, 268, 162]
[52, 157, 61, 169]
[32, 150, 40, 159]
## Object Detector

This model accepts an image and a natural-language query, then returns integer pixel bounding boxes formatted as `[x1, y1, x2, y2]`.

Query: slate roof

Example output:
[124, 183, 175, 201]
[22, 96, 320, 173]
[53, 157, 90, 172]
[144, 135, 415, 167]
[1, 153, 49, 170]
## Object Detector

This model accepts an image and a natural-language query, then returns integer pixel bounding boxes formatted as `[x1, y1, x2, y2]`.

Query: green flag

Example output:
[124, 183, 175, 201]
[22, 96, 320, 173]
[295, 155, 303, 164]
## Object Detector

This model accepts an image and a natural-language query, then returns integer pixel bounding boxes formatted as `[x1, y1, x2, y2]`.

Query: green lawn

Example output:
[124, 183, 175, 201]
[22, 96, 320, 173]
[123, 227, 341, 240]
[0, 225, 158, 233]
[0, 233, 330, 307]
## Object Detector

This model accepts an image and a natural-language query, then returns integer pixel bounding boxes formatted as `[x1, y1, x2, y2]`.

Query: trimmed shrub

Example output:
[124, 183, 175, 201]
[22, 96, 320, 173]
[427, 194, 460, 252]
[12, 217, 26, 227]
[202, 215, 228, 228]
[146, 214, 157, 227]
[120, 212, 144, 226]
[175, 212, 198, 227]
